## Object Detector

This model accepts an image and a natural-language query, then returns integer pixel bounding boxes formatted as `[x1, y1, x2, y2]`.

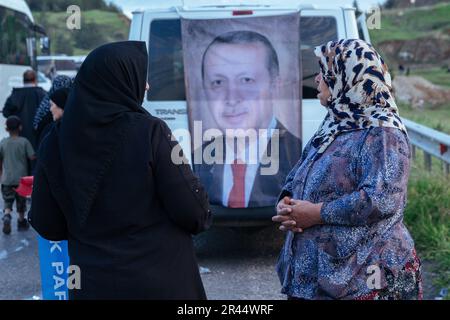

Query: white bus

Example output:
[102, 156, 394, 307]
[0, 0, 48, 111]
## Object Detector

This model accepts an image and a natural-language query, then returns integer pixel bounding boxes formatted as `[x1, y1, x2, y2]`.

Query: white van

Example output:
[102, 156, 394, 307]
[129, 1, 371, 226]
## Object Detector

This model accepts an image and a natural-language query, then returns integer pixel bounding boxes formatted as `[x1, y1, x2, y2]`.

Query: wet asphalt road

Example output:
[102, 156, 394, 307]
[0, 212, 41, 300]
[0, 207, 439, 300]
[196, 225, 285, 300]
[0, 217, 286, 300]
[0, 205, 285, 300]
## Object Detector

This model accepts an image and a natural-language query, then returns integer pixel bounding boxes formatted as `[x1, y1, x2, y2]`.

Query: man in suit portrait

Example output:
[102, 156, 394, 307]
[193, 30, 302, 209]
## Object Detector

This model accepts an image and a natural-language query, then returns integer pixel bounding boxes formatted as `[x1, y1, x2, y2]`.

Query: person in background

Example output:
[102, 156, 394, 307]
[0, 116, 36, 235]
[33, 75, 73, 149]
[49, 87, 70, 122]
[35, 86, 71, 300]
[3, 70, 46, 152]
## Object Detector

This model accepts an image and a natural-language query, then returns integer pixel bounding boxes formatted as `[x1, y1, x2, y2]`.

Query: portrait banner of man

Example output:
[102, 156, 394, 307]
[181, 14, 302, 209]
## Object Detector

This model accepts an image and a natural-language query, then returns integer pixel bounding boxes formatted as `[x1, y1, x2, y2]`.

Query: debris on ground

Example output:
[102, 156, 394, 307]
[392, 75, 450, 108]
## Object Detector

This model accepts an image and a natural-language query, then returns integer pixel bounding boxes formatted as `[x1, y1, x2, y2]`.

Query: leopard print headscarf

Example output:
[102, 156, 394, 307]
[312, 39, 407, 154]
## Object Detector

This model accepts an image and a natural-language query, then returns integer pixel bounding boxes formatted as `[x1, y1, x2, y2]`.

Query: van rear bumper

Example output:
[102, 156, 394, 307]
[210, 205, 275, 227]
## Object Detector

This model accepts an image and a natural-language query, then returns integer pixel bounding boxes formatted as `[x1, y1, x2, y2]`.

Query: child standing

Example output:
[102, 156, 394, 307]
[0, 116, 36, 235]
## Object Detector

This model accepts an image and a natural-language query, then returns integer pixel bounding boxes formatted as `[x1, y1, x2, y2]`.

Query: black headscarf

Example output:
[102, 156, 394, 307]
[33, 75, 73, 130]
[58, 41, 148, 227]
[49, 87, 71, 109]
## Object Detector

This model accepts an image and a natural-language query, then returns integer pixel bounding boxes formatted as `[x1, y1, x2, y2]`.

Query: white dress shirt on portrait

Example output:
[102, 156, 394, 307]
[222, 117, 277, 207]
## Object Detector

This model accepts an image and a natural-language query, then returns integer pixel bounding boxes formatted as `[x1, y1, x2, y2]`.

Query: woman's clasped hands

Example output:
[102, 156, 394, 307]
[272, 196, 324, 233]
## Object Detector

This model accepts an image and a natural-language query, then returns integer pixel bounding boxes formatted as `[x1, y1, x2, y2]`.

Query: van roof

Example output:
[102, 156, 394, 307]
[131, 0, 355, 13]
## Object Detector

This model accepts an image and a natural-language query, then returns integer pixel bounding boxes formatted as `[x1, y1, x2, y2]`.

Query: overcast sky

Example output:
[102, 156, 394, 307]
[109, 0, 387, 17]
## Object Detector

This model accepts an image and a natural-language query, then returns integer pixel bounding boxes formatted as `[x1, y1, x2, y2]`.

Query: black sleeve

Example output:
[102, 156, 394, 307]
[150, 119, 212, 235]
[29, 161, 68, 241]
[3, 95, 18, 118]
[36, 113, 53, 137]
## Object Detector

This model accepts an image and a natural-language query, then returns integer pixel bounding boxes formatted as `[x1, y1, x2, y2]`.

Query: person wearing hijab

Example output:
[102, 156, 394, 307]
[49, 87, 70, 121]
[29, 41, 212, 300]
[33, 75, 73, 149]
[272, 39, 422, 300]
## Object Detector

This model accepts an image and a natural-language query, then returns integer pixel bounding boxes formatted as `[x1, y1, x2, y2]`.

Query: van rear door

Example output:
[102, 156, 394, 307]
[136, 6, 346, 225]
[139, 7, 344, 151]
[140, 6, 303, 160]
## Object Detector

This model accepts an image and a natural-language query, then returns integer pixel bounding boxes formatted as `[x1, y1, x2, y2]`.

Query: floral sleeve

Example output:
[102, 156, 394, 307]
[276, 140, 313, 205]
[320, 127, 410, 226]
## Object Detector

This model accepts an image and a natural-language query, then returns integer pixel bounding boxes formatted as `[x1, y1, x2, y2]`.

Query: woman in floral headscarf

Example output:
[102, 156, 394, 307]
[33, 75, 73, 148]
[272, 39, 422, 300]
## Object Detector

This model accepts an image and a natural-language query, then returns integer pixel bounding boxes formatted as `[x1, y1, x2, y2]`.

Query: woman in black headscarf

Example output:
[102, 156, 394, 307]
[49, 87, 71, 121]
[29, 41, 212, 300]
[33, 75, 73, 149]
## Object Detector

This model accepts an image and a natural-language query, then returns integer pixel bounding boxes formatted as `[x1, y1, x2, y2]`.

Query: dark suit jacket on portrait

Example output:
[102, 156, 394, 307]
[193, 120, 302, 208]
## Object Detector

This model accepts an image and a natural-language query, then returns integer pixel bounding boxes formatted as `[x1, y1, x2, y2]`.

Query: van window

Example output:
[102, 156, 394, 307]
[147, 16, 337, 101]
[300, 17, 338, 98]
[148, 19, 185, 101]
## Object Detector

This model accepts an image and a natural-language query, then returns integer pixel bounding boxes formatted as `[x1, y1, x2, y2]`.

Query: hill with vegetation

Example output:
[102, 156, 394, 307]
[369, 2, 450, 67]
[367, 3, 450, 298]
[26, 0, 121, 12]
[26, 0, 130, 56]
[383, 0, 450, 9]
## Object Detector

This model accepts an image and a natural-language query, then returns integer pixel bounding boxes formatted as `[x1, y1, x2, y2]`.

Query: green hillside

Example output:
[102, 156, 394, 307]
[33, 9, 130, 56]
[369, 2, 450, 44]
[367, 2, 450, 80]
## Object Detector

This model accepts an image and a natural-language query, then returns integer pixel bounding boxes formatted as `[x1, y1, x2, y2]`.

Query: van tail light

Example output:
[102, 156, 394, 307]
[232, 10, 253, 16]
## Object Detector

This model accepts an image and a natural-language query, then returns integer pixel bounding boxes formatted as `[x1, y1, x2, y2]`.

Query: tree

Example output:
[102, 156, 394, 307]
[54, 33, 74, 55]
[73, 23, 107, 50]
[353, 0, 363, 17]
[25, 0, 121, 12]
[383, 0, 397, 9]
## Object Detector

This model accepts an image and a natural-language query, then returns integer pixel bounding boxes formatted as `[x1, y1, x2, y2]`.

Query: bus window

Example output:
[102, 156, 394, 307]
[147, 16, 337, 102]
[0, 5, 32, 66]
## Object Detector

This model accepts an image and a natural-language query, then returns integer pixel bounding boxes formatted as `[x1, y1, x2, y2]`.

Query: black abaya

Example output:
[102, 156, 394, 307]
[29, 41, 212, 299]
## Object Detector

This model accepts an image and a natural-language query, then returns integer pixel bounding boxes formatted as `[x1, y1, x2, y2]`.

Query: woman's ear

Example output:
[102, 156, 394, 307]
[314, 73, 321, 85]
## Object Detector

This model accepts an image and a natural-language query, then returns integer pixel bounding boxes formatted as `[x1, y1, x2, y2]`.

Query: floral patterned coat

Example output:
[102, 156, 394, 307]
[276, 127, 421, 300]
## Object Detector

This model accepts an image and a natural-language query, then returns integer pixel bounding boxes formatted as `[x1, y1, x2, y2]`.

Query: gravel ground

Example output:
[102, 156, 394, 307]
[196, 225, 285, 300]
